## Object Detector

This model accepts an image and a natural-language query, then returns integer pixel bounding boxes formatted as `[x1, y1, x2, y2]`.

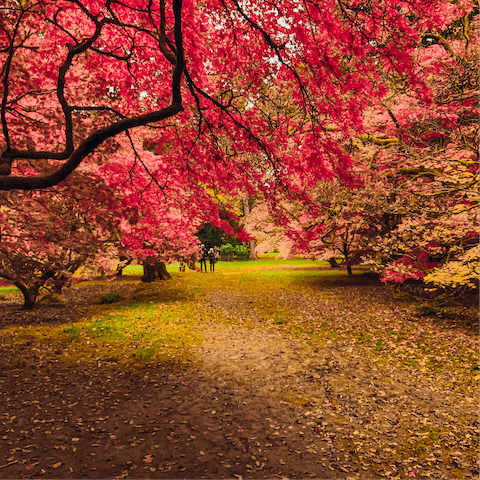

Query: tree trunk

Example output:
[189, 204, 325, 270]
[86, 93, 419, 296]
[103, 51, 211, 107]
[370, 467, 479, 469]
[243, 198, 257, 260]
[14, 281, 37, 309]
[50, 262, 81, 293]
[342, 242, 353, 275]
[328, 258, 339, 268]
[51, 280, 66, 294]
[141, 260, 171, 282]
[249, 239, 257, 260]
[141, 262, 156, 283]
[155, 261, 171, 280]
[116, 257, 133, 276]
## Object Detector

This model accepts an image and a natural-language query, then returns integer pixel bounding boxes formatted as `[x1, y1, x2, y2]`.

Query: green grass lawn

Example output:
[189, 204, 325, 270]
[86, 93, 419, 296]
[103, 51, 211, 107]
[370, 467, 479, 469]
[0, 255, 330, 294]
[0, 286, 19, 293]
[0, 256, 339, 369]
[121, 254, 329, 276]
[1, 258, 478, 386]
[0, 254, 330, 282]
[0, 286, 20, 298]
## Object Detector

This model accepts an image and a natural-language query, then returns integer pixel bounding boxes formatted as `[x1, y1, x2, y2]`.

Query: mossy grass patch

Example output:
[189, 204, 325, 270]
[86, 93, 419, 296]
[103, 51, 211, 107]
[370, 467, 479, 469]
[3, 280, 201, 369]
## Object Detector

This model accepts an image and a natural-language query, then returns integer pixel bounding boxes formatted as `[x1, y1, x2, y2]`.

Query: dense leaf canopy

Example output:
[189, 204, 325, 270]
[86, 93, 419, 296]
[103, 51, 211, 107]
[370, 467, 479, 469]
[0, 0, 478, 306]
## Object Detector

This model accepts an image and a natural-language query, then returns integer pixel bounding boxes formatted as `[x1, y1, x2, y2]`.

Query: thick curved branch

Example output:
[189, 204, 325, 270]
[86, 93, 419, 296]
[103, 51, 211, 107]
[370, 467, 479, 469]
[0, 104, 183, 190]
[57, 19, 108, 157]
[360, 134, 399, 146]
[0, 0, 186, 190]
[422, 32, 468, 65]
[158, 0, 177, 65]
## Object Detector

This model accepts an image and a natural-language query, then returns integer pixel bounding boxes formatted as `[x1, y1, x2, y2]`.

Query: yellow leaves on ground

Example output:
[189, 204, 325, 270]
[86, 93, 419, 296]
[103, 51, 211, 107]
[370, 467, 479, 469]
[0, 281, 202, 369]
[1, 263, 477, 386]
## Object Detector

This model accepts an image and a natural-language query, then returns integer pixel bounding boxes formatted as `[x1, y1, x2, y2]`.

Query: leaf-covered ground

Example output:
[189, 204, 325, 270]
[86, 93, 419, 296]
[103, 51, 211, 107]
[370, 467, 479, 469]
[0, 261, 478, 479]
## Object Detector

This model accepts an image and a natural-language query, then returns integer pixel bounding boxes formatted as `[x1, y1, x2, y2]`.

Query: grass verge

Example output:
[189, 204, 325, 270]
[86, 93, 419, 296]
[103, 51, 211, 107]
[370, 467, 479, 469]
[2, 281, 202, 369]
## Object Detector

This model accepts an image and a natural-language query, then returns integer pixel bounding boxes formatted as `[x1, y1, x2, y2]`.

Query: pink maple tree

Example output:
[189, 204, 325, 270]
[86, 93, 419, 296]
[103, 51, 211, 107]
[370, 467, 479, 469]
[365, 7, 479, 288]
[1, 0, 464, 192]
[0, 131, 220, 308]
[0, 0, 477, 299]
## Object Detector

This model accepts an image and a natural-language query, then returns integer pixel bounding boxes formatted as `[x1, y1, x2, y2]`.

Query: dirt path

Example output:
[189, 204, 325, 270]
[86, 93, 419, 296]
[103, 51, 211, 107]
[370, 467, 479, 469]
[195, 290, 479, 479]
[0, 272, 478, 479]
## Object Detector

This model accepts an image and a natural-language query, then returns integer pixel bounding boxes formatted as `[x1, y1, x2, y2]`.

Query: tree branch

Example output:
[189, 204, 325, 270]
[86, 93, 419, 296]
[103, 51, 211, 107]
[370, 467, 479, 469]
[0, 0, 186, 190]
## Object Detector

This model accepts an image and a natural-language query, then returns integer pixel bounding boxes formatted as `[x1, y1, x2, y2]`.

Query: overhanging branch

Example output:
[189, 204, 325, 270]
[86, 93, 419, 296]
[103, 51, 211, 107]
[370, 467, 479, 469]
[0, 0, 186, 191]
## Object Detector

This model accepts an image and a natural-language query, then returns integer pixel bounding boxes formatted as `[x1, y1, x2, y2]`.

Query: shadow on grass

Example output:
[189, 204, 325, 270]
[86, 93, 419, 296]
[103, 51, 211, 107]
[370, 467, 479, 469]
[292, 270, 383, 288]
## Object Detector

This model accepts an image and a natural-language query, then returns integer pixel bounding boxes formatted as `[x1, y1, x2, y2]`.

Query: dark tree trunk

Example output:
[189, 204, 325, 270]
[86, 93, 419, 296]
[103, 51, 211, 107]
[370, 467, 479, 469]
[116, 257, 133, 276]
[187, 260, 197, 271]
[328, 258, 339, 268]
[14, 281, 38, 309]
[141, 260, 171, 282]
[50, 272, 69, 294]
[342, 241, 353, 275]
[155, 261, 171, 280]
[51, 281, 65, 294]
[50, 261, 80, 293]
[141, 262, 156, 283]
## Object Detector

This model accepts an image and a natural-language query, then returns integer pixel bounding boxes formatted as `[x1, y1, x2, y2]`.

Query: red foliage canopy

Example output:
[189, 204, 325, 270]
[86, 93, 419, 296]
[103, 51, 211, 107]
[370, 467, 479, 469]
[1, 0, 467, 195]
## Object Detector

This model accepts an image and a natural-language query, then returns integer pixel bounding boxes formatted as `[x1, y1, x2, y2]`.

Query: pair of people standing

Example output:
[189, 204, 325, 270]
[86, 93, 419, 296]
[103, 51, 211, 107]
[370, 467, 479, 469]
[199, 244, 219, 272]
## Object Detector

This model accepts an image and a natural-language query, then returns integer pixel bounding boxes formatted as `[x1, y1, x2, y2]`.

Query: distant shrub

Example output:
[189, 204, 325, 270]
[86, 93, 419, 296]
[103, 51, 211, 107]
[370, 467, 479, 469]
[220, 243, 235, 256]
[234, 244, 249, 256]
[219, 243, 250, 260]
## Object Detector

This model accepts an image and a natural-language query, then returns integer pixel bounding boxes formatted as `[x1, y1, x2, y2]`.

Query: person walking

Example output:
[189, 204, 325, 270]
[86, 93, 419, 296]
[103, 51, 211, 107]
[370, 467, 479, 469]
[208, 247, 216, 272]
[199, 244, 207, 272]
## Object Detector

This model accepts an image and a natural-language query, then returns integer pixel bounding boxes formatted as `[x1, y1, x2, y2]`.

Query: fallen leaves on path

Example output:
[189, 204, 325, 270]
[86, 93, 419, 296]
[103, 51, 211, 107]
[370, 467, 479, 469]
[0, 267, 478, 479]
